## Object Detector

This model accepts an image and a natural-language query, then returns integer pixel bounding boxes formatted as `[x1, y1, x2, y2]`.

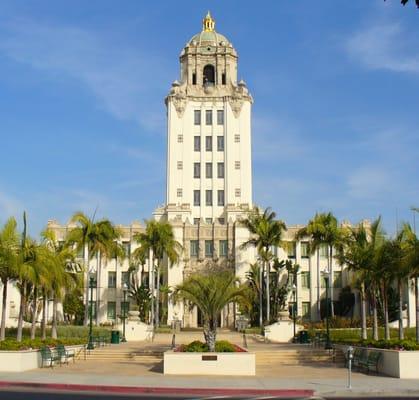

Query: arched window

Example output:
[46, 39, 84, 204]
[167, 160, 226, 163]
[203, 65, 215, 85]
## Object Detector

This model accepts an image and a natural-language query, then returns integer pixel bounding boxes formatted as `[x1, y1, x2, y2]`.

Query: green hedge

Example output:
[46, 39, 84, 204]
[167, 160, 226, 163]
[180, 340, 237, 353]
[0, 338, 86, 351]
[5, 326, 112, 340]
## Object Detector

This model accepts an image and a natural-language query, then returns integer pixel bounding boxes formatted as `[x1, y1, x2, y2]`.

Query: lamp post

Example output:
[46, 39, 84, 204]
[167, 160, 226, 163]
[121, 283, 128, 342]
[292, 283, 297, 341]
[322, 267, 333, 350]
[87, 276, 95, 350]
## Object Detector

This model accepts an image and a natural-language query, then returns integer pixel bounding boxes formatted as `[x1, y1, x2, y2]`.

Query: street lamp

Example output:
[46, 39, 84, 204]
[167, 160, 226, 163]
[87, 276, 95, 350]
[292, 283, 297, 342]
[121, 282, 128, 343]
[322, 266, 333, 350]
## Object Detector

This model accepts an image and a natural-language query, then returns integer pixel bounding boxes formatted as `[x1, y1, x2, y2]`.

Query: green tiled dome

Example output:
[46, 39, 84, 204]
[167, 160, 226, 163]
[189, 30, 229, 47]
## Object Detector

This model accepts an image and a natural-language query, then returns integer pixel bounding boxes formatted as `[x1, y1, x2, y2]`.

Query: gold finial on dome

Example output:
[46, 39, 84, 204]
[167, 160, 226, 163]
[202, 11, 215, 32]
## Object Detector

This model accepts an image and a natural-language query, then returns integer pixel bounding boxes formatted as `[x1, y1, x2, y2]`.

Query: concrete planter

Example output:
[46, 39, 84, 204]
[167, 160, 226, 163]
[164, 349, 255, 376]
[337, 344, 419, 379]
[0, 345, 85, 372]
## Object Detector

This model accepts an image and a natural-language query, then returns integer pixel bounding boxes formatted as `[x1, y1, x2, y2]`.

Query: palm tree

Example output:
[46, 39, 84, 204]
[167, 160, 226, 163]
[133, 220, 181, 327]
[174, 265, 248, 351]
[0, 217, 20, 341]
[240, 207, 286, 325]
[67, 212, 121, 325]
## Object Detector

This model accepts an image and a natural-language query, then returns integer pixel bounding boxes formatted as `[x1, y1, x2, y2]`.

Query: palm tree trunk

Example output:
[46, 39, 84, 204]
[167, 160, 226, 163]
[384, 286, 390, 340]
[1, 278, 8, 341]
[398, 278, 404, 340]
[266, 260, 270, 323]
[316, 250, 320, 320]
[415, 276, 419, 344]
[96, 251, 101, 325]
[204, 320, 217, 352]
[372, 290, 379, 341]
[155, 263, 160, 328]
[51, 295, 58, 339]
[41, 290, 47, 340]
[149, 250, 154, 326]
[259, 263, 263, 328]
[30, 287, 38, 340]
[329, 245, 334, 318]
[17, 286, 27, 342]
[84, 244, 89, 326]
[360, 283, 367, 340]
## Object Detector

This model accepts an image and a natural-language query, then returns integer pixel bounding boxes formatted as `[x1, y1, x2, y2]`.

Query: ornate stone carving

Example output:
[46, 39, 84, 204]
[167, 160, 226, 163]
[172, 91, 187, 118]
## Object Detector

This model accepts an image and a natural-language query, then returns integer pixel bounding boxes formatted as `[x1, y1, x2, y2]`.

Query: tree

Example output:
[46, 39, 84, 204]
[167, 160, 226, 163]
[174, 265, 248, 351]
[67, 212, 121, 325]
[128, 275, 151, 322]
[0, 218, 20, 341]
[133, 220, 181, 327]
[385, 0, 419, 8]
[240, 207, 286, 325]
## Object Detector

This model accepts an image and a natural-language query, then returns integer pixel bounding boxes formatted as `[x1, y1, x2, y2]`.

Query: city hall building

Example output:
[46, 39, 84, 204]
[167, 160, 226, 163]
[3, 13, 415, 329]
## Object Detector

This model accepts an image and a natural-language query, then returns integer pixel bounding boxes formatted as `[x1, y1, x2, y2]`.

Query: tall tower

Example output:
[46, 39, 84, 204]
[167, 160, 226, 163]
[163, 12, 253, 224]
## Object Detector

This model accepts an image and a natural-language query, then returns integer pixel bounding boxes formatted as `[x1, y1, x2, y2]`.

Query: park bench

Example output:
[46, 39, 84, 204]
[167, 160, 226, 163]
[56, 344, 75, 365]
[40, 346, 61, 368]
[359, 350, 381, 374]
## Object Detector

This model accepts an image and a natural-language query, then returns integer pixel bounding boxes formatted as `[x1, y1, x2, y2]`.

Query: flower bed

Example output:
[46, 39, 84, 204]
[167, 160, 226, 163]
[175, 340, 246, 353]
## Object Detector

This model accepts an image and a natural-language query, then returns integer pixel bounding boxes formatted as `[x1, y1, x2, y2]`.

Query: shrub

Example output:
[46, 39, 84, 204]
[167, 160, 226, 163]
[0, 338, 86, 351]
[215, 340, 236, 352]
[184, 340, 209, 352]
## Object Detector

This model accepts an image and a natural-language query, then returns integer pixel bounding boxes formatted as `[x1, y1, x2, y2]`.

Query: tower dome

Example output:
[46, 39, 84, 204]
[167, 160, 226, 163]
[188, 11, 231, 47]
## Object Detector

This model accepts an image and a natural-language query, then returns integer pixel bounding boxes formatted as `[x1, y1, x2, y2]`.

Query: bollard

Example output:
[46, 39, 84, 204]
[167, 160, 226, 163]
[347, 346, 354, 389]
[171, 333, 176, 349]
[242, 332, 248, 349]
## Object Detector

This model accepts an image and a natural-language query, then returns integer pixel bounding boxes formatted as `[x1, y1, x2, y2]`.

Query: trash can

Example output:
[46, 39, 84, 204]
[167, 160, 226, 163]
[111, 330, 120, 344]
[299, 330, 309, 344]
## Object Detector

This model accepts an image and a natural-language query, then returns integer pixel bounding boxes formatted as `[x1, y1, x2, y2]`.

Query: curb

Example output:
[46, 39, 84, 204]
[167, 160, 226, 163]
[0, 381, 314, 397]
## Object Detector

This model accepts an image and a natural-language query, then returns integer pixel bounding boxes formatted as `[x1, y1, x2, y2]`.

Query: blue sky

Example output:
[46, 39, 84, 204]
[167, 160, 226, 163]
[0, 0, 418, 236]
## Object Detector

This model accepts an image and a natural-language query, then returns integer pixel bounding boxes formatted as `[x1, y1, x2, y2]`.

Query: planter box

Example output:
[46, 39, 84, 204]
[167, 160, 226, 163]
[0, 345, 85, 372]
[337, 344, 419, 379]
[164, 350, 255, 376]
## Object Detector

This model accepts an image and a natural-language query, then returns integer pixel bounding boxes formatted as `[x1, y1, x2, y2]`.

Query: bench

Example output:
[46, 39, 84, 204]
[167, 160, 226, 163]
[56, 344, 75, 365]
[359, 350, 381, 374]
[40, 346, 61, 368]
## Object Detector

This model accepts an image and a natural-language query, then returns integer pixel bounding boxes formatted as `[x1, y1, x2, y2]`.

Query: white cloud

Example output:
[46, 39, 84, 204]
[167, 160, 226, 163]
[0, 19, 169, 131]
[346, 22, 419, 74]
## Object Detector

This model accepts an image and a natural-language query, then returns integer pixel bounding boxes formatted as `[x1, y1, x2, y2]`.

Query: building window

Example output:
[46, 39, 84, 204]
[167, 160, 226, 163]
[89, 301, 97, 320]
[301, 242, 309, 258]
[205, 218, 212, 224]
[205, 163, 212, 178]
[301, 271, 310, 289]
[89, 272, 97, 287]
[194, 190, 201, 206]
[217, 110, 224, 125]
[302, 302, 311, 320]
[192, 73, 197, 85]
[205, 110, 213, 125]
[235, 161, 240, 169]
[217, 190, 225, 206]
[235, 188, 241, 197]
[107, 301, 116, 320]
[221, 73, 226, 85]
[205, 136, 212, 151]
[334, 271, 342, 288]
[205, 190, 212, 206]
[217, 162, 224, 178]
[193, 218, 200, 225]
[177, 134, 183, 143]
[288, 302, 296, 319]
[205, 240, 214, 258]
[121, 271, 130, 289]
[219, 217, 225, 225]
[108, 271, 116, 288]
[193, 162, 200, 178]
[194, 110, 201, 125]
[177, 188, 182, 197]
[217, 136, 224, 151]
[320, 244, 328, 258]
[190, 240, 199, 257]
[177, 161, 183, 170]
[219, 240, 228, 257]
[194, 136, 201, 152]
[121, 301, 130, 315]
[234, 134, 240, 143]
[122, 242, 130, 258]
[287, 242, 296, 259]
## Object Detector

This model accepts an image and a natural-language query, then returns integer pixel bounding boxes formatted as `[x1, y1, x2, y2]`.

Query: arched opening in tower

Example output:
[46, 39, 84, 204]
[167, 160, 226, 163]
[203, 65, 215, 85]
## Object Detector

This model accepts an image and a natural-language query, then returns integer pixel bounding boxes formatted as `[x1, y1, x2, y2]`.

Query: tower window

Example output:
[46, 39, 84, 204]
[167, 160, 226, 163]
[222, 73, 226, 85]
[235, 161, 241, 169]
[205, 190, 212, 206]
[193, 162, 200, 178]
[177, 134, 183, 143]
[177, 188, 182, 197]
[205, 240, 214, 257]
[190, 240, 199, 257]
[217, 110, 224, 125]
[193, 190, 201, 206]
[234, 134, 240, 143]
[194, 110, 201, 125]
[205, 110, 213, 125]
[219, 240, 228, 257]
[217, 162, 224, 178]
[203, 64, 215, 85]
[217, 136, 224, 151]
[194, 136, 201, 152]
[205, 136, 212, 151]
[177, 161, 183, 170]
[192, 73, 197, 85]
[217, 190, 225, 206]
[235, 188, 241, 197]
[205, 162, 212, 178]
